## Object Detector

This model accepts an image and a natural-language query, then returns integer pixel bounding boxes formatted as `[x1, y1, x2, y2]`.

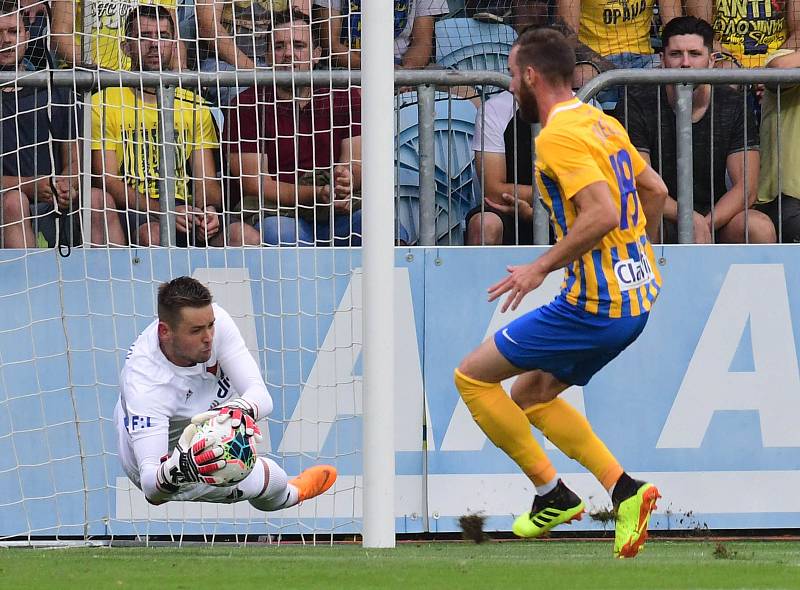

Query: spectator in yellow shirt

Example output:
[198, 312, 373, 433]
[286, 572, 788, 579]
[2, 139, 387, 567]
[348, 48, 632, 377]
[688, 0, 800, 67]
[559, 0, 681, 68]
[91, 5, 222, 246]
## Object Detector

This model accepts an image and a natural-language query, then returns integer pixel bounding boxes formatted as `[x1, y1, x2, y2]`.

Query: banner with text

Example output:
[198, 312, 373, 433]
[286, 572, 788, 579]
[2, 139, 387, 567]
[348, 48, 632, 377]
[0, 246, 798, 536]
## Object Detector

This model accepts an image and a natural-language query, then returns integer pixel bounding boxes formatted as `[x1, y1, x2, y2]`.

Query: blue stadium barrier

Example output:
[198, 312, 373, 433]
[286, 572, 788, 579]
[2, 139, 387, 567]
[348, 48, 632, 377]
[3, 246, 800, 536]
[395, 92, 478, 245]
[435, 17, 517, 77]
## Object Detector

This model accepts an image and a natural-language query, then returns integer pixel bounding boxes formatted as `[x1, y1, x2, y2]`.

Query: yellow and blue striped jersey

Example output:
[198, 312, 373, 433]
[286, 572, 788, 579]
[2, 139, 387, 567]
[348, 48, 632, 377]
[535, 98, 661, 318]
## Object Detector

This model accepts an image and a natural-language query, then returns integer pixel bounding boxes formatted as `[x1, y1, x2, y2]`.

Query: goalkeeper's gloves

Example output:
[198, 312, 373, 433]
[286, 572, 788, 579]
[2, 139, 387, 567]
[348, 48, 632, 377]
[192, 398, 262, 440]
[156, 423, 227, 492]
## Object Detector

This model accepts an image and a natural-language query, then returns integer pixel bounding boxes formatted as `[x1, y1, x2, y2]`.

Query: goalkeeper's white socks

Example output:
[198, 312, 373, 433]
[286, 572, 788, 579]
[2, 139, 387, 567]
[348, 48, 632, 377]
[242, 457, 300, 512]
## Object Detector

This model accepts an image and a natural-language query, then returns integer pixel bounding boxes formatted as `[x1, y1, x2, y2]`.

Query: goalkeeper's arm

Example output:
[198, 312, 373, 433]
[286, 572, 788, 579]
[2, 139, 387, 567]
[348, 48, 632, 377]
[214, 306, 274, 420]
[133, 426, 225, 505]
[134, 432, 178, 505]
[191, 347, 273, 435]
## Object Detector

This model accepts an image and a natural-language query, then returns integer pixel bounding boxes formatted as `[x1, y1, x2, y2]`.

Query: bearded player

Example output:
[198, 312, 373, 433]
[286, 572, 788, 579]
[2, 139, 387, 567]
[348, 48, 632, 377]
[454, 28, 669, 558]
[115, 276, 336, 510]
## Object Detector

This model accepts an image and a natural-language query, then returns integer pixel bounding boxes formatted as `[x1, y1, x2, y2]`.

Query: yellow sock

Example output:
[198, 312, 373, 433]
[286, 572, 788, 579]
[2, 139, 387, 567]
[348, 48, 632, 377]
[454, 369, 555, 485]
[525, 398, 622, 491]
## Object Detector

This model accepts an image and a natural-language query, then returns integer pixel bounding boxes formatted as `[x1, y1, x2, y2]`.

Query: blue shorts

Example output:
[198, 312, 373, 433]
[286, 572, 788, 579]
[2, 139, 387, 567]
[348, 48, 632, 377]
[494, 296, 649, 386]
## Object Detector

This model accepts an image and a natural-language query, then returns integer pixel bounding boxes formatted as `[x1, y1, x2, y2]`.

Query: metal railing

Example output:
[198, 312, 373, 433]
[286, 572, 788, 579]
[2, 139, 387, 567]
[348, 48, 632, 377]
[5, 67, 800, 247]
[579, 68, 800, 244]
[0, 69, 509, 247]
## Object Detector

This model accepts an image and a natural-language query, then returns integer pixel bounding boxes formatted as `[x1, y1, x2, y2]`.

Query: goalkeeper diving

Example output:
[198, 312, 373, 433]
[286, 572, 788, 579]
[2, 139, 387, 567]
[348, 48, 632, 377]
[114, 276, 336, 509]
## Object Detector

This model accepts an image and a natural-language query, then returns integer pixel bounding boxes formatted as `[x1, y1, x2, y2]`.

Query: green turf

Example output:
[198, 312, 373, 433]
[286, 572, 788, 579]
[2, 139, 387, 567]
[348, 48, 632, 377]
[1, 541, 799, 590]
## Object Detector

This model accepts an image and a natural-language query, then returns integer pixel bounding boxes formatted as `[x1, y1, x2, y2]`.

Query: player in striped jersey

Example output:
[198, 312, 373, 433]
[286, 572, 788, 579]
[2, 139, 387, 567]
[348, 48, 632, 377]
[454, 27, 669, 558]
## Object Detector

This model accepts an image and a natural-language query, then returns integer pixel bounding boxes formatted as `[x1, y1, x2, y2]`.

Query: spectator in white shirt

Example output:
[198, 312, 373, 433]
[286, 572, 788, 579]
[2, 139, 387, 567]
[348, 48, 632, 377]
[314, 0, 448, 69]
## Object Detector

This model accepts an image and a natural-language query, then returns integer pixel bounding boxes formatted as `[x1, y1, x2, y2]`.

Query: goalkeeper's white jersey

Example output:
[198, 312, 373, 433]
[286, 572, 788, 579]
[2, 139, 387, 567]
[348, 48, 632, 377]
[115, 303, 272, 487]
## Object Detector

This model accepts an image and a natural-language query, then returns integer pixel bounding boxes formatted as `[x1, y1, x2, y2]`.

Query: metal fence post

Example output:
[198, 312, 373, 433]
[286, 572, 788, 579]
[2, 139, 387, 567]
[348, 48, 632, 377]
[417, 84, 436, 246]
[675, 83, 694, 244]
[10, 68, 800, 250]
[157, 85, 177, 247]
[81, 89, 93, 247]
[80, 9, 92, 247]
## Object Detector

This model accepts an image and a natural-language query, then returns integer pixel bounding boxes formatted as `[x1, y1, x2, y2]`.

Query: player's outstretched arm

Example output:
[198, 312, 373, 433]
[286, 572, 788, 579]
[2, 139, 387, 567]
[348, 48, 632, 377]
[132, 423, 226, 504]
[634, 165, 669, 242]
[488, 181, 618, 312]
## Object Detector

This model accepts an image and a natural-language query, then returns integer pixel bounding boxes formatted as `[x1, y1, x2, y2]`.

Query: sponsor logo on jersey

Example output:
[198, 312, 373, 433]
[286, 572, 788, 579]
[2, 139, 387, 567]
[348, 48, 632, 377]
[215, 368, 232, 400]
[602, 0, 648, 25]
[614, 253, 654, 291]
[124, 415, 154, 432]
[207, 368, 233, 410]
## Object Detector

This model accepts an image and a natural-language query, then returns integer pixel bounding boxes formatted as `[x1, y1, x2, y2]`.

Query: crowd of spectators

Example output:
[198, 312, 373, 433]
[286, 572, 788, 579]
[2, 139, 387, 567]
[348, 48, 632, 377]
[464, 1, 800, 245]
[0, 0, 798, 248]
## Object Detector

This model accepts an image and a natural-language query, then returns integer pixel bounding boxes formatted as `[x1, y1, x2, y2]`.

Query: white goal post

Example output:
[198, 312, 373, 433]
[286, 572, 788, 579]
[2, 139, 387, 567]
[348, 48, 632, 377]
[360, 0, 397, 549]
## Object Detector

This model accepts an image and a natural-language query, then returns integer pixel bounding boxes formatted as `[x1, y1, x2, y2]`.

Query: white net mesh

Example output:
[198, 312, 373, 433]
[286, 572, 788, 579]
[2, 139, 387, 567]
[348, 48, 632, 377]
[1, 0, 366, 544]
[0, 250, 364, 541]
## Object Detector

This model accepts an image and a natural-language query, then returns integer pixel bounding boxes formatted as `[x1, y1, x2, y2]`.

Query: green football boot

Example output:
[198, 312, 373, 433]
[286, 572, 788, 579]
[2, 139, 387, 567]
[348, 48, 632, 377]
[512, 479, 585, 538]
[613, 480, 660, 558]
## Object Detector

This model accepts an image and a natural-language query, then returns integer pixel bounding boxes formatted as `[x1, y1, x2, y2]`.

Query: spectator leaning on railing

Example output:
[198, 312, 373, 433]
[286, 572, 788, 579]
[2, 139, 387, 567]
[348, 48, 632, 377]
[314, 0, 448, 69]
[225, 10, 362, 247]
[755, 48, 800, 242]
[0, 0, 123, 248]
[91, 5, 223, 247]
[613, 16, 775, 244]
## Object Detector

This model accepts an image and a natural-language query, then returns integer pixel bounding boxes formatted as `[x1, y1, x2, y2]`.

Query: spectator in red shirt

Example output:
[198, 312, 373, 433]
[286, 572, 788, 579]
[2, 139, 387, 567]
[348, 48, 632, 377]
[225, 10, 362, 246]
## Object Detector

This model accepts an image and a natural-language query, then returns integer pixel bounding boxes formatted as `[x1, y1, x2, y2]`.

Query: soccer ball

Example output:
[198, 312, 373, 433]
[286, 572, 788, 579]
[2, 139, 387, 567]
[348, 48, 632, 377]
[193, 416, 257, 486]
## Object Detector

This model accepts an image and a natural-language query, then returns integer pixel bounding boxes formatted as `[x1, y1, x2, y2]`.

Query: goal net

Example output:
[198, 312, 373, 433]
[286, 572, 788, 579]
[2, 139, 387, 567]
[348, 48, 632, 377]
[0, 0, 376, 545]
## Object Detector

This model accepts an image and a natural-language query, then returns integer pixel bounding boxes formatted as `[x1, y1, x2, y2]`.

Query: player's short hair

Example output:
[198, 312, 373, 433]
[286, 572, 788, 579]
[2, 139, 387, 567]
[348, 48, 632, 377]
[269, 10, 322, 49]
[513, 27, 575, 87]
[158, 277, 212, 327]
[125, 4, 176, 40]
[661, 16, 714, 51]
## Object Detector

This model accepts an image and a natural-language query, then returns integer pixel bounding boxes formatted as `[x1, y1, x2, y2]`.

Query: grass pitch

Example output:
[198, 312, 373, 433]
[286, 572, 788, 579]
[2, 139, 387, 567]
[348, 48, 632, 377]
[1, 540, 799, 590]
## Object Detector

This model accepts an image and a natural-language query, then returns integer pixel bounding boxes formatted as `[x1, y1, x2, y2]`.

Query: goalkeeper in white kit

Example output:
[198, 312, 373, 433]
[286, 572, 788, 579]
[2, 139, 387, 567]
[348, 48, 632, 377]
[114, 276, 336, 509]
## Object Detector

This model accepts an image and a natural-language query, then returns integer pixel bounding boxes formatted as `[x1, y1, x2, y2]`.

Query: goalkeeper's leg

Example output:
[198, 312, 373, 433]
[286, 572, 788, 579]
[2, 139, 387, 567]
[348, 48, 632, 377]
[236, 457, 337, 512]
